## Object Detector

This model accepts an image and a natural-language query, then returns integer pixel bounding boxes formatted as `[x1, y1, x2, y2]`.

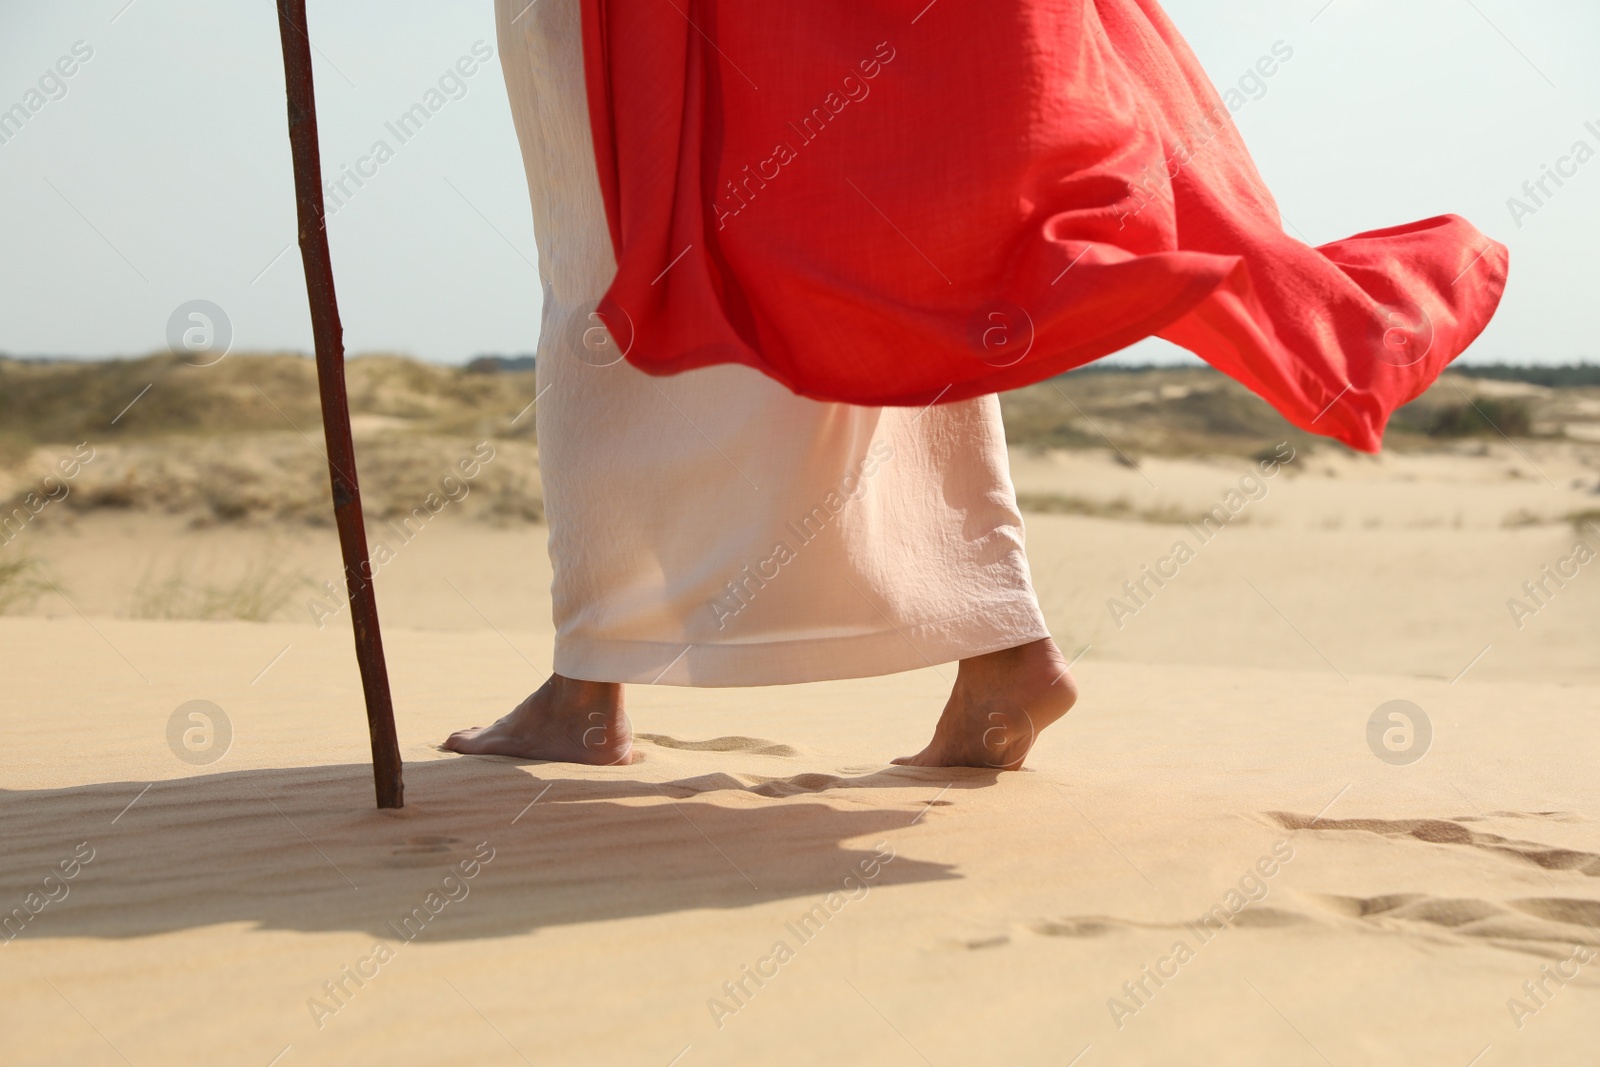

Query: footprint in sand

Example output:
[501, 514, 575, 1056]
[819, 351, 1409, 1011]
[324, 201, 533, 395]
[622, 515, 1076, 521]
[637, 735, 870, 799]
[1267, 811, 1600, 877]
[634, 735, 962, 822]
[1008, 894, 1597, 958]
[1261, 811, 1600, 951]
[635, 733, 801, 757]
[1458, 811, 1582, 824]
[1029, 918, 1119, 938]
[947, 933, 1012, 950]
[1020, 907, 1313, 943]
[382, 834, 473, 868]
[1307, 893, 1600, 953]
[936, 812, 1600, 957]
[652, 770, 858, 799]
[995, 810, 1599, 953]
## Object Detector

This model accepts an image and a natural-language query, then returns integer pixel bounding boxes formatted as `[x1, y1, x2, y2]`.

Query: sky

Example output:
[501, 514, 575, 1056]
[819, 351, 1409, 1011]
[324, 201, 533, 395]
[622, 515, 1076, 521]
[1, 0, 1597, 366]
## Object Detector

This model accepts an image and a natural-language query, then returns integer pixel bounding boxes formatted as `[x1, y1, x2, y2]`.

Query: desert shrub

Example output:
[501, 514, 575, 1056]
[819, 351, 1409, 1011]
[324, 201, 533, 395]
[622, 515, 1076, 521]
[0, 552, 49, 613]
[1424, 397, 1532, 438]
[129, 550, 305, 622]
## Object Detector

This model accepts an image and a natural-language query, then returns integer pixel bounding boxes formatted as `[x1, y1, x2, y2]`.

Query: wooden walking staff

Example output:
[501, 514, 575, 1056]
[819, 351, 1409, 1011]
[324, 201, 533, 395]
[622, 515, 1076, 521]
[274, 0, 404, 808]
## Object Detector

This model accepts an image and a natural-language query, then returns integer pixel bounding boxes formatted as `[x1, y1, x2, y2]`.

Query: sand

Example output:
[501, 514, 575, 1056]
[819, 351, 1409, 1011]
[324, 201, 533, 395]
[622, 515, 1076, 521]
[3, 442, 1598, 1066]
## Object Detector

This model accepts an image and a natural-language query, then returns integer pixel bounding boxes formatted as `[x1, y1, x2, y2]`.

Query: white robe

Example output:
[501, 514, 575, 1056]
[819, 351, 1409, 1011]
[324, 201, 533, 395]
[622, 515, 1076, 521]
[495, 0, 1049, 686]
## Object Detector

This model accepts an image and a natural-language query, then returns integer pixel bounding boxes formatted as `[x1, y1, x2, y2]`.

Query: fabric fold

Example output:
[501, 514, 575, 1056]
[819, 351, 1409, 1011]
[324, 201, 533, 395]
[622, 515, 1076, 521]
[582, 0, 1508, 452]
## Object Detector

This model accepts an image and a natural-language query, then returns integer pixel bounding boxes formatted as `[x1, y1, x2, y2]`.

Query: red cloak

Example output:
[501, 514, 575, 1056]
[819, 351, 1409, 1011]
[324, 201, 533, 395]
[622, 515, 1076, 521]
[581, 0, 1508, 452]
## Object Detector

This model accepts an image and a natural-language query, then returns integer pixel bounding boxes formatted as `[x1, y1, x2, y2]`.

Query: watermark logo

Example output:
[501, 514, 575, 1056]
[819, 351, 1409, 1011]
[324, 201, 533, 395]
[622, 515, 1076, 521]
[566, 301, 634, 368]
[167, 700, 232, 766]
[1508, 942, 1596, 1030]
[1506, 119, 1600, 230]
[967, 302, 1034, 368]
[307, 841, 496, 1030]
[980, 705, 1036, 770]
[1371, 302, 1434, 368]
[0, 40, 94, 149]
[1506, 534, 1596, 631]
[1, 842, 95, 944]
[324, 41, 496, 218]
[1366, 700, 1431, 766]
[708, 442, 894, 630]
[707, 842, 896, 1030]
[713, 41, 898, 231]
[166, 300, 233, 367]
[1107, 443, 1297, 630]
[1115, 40, 1295, 230]
[305, 443, 496, 629]
[1108, 838, 1295, 1029]
[0, 442, 94, 548]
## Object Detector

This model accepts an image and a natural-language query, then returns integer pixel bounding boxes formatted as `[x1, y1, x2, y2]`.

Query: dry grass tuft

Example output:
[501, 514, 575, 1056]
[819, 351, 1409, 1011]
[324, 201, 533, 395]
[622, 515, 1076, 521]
[0, 352, 547, 528]
[129, 549, 306, 622]
[4, 356, 1598, 534]
[1015, 493, 1218, 525]
[0, 551, 50, 613]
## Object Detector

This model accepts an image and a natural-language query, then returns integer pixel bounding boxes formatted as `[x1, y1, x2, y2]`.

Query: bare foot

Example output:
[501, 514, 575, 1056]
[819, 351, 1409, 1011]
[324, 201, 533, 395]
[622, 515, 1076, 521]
[892, 638, 1077, 770]
[443, 673, 632, 765]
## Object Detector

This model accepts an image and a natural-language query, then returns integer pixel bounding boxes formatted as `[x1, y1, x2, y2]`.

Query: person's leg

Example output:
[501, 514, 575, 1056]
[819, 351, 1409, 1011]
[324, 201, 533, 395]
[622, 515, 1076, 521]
[893, 637, 1077, 770]
[443, 675, 632, 765]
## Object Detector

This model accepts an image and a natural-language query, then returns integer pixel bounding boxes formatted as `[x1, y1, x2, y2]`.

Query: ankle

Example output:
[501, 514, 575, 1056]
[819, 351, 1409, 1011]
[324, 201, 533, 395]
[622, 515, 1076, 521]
[550, 674, 623, 711]
[955, 641, 1077, 726]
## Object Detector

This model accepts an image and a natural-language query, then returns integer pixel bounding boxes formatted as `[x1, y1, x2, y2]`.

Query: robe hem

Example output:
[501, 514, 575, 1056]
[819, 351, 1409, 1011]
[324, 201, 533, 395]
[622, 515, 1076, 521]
[553, 598, 1051, 688]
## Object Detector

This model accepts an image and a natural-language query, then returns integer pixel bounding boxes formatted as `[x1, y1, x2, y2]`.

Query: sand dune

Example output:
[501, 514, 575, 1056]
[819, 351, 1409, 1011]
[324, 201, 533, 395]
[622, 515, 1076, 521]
[3, 643, 1597, 1065]
[3, 366, 1599, 1064]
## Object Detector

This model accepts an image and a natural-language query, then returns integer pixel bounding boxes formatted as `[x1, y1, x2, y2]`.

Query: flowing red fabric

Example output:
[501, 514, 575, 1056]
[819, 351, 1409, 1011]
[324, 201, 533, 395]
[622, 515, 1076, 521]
[580, 0, 1508, 452]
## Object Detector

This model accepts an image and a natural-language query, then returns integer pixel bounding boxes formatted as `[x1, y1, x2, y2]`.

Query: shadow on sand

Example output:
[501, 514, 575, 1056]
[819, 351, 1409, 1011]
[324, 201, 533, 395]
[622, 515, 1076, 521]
[1, 757, 993, 943]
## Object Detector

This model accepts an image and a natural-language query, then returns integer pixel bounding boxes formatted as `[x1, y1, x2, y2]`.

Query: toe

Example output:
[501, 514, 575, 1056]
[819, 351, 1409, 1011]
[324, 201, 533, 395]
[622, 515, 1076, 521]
[442, 729, 483, 752]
